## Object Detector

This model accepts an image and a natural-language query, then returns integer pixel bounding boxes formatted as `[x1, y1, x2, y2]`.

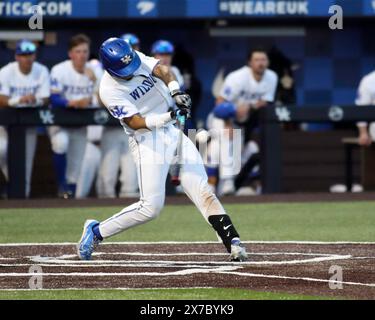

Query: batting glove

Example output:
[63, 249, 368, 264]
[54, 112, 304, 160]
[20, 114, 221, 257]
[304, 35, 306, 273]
[171, 91, 192, 115]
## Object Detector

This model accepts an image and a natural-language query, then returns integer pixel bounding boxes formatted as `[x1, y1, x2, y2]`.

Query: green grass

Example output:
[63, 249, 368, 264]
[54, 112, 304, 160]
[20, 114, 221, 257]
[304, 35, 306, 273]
[0, 202, 375, 243]
[0, 288, 335, 300]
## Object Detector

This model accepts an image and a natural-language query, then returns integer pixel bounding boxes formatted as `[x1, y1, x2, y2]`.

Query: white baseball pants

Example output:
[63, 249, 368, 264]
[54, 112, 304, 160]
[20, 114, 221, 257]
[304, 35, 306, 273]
[99, 124, 226, 238]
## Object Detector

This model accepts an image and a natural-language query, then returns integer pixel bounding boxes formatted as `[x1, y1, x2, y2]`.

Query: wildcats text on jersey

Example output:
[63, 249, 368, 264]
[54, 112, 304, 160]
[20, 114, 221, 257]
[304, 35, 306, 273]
[129, 74, 158, 101]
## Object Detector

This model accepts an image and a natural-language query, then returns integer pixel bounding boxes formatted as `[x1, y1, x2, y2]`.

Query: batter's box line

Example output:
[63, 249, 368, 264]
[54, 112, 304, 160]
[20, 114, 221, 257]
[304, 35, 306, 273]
[216, 271, 375, 288]
[2, 266, 375, 288]
[24, 253, 352, 267]
[1, 240, 375, 246]
[0, 287, 215, 292]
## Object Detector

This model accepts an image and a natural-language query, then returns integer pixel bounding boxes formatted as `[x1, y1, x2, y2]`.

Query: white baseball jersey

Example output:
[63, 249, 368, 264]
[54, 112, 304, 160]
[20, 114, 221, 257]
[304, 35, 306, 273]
[0, 61, 50, 107]
[50, 60, 95, 101]
[220, 66, 278, 105]
[356, 70, 375, 133]
[356, 71, 375, 106]
[88, 59, 104, 107]
[171, 65, 184, 88]
[99, 51, 174, 134]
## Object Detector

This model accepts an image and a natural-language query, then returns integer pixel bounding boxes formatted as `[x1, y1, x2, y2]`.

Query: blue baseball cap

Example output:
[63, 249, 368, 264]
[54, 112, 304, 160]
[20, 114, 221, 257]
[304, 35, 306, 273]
[151, 40, 174, 55]
[120, 33, 140, 48]
[213, 102, 236, 120]
[16, 40, 37, 55]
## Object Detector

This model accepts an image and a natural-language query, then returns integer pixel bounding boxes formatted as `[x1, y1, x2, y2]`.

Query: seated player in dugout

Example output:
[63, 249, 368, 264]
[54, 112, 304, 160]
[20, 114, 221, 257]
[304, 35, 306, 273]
[207, 47, 278, 195]
[77, 37, 248, 262]
[0, 40, 50, 198]
[356, 70, 375, 147]
[49, 34, 98, 199]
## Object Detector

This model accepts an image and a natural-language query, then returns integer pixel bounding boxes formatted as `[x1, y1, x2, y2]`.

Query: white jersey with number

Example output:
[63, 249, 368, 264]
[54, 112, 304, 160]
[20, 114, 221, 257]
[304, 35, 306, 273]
[220, 66, 278, 105]
[99, 51, 174, 135]
[0, 61, 50, 107]
[50, 60, 95, 101]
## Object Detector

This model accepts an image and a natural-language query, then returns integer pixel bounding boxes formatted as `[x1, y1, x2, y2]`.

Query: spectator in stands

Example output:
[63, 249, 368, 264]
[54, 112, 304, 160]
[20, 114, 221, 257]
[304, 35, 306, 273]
[49, 34, 97, 198]
[0, 40, 50, 198]
[207, 47, 278, 195]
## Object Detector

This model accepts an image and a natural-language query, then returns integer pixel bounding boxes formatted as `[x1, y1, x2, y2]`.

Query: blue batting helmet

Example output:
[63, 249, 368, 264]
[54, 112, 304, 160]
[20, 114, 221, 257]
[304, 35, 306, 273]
[213, 102, 236, 120]
[120, 33, 140, 48]
[99, 37, 141, 78]
[151, 40, 174, 55]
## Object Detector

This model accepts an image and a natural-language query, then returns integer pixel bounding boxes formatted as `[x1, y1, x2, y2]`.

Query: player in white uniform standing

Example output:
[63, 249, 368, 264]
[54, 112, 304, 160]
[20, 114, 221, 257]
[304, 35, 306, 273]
[77, 38, 247, 262]
[0, 40, 50, 197]
[356, 70, 375, 146]
[206, 48, 278, 195]
[75, 58, 104, 198]
[49, 34, 96, 198]
[96, 33, 140, 198]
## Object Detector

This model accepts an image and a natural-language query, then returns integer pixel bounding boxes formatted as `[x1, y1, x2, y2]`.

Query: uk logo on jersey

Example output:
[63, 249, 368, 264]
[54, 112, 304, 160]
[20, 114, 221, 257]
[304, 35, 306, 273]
[110, 106, 128, 119]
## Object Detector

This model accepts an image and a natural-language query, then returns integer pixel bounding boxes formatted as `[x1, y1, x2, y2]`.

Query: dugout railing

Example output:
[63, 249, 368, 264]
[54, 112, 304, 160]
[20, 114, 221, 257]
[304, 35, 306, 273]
[259, 105, 375, 194]
[1, 106, 375, 198]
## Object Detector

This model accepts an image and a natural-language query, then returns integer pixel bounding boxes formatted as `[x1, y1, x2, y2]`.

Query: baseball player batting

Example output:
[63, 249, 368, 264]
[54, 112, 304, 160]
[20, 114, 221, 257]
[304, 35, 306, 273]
[96, 33, 140, 198]
[77, 37, 247, 262]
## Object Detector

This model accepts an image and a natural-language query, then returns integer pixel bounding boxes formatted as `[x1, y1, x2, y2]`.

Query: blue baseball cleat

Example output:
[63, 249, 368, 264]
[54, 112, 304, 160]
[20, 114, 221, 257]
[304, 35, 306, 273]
[230, 238, 248, 262]
[77, 219, 101, 260]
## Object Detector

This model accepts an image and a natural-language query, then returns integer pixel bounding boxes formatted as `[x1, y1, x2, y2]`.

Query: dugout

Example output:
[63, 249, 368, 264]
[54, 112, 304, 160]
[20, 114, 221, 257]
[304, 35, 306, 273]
[1, 0, 375, 197]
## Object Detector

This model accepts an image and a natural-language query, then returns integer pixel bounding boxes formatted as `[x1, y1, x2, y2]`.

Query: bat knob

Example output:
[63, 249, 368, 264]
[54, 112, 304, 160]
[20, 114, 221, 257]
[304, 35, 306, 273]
[171, 177, 181, 186]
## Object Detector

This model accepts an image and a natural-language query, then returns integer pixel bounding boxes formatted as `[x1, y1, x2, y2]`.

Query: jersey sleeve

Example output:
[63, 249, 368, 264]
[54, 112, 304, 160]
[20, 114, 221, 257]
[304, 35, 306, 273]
[36, 67, 50, 99]
[136, 51, 160, 73]
[263, 72, 278, 102]
[99, 84, 138, 120]
[220, 72, 242, 102]
[0, 67, 10, 96]
[50, 66, 64, 93]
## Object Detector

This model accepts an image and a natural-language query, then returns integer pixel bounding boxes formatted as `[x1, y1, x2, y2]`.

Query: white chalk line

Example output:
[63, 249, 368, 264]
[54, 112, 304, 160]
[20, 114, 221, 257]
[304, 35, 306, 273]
[25, 253, 351, 267]
[0, 240, 375, 246]
[0, 265, 241, 277]
[86, 251, 343, 257]
[216, 271, 375, 288]
[0, 287, 214, 292]
[23, 251, 340, 260]
[0, 243, 373, 289]
[0, 263, 218, 269]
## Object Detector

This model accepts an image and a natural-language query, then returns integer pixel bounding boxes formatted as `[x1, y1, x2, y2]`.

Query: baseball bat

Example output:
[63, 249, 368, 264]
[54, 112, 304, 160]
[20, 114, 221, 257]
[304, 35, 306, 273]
[170, 113, 186, 186]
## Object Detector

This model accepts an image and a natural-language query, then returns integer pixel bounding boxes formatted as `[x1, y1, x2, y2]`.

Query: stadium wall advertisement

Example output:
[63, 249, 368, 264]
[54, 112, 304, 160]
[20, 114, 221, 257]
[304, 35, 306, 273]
[0, 0, 375, 19]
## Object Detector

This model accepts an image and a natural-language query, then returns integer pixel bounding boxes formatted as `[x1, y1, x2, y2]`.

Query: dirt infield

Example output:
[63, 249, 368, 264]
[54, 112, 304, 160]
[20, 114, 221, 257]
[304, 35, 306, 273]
[1, 192, 375, 209]
[0, 242, 374, 299]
